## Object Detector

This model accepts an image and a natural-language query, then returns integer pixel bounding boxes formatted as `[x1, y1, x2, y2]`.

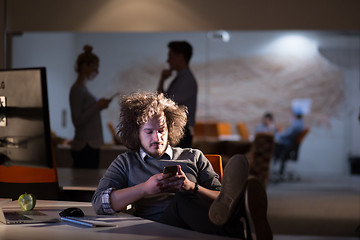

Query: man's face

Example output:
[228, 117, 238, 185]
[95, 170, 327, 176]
[167, 49, 182, 71]
[263, 117, 271, 126]
[139, 113, 169, 158]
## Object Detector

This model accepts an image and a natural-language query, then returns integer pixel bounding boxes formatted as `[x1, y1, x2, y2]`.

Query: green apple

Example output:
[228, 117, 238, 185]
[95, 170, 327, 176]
[18, 193, 36, 211]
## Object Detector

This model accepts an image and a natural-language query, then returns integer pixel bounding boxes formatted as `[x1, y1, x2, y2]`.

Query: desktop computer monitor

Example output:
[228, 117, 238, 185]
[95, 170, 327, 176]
[0, 67, 53, 169]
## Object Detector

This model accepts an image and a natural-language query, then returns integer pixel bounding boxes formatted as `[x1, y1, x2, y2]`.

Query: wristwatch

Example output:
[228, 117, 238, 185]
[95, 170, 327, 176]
[193, 182, 199, 193]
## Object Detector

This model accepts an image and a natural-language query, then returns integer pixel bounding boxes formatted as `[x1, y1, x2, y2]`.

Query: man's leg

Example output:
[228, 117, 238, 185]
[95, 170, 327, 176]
[159, 154, 249, 238]
[209, 154, 249, 225]
[209, 154, 273, 240]
[245, 177, 273, 240]
[159, 191, 245, 238]
[159, 192, 216, 233]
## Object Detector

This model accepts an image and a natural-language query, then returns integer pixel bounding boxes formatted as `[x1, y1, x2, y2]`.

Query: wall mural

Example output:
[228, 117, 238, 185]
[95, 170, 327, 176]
[108, 52, 344, 137]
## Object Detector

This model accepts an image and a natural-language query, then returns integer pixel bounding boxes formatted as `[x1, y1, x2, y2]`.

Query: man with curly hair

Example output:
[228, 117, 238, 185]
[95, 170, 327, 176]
[92, 92, 272, 239]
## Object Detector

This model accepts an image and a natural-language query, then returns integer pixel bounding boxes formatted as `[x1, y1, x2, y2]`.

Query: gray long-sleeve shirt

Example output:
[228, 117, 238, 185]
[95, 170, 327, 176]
[164, 68, 197, 128]
[69, 82, 103, 150]
[92, 147, 221, 221]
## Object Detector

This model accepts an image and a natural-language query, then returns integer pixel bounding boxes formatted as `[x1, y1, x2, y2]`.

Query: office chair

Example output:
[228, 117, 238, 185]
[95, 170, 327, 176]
[247, 133, 275, 188]
[273, 127, 309, 182]
[0, 157, 60, 200]
[215, 122, 232, 136]
[107, 121, 122, 145]
[205, 154, 223, 182]
[236, 122, 250, 141]
[194, 122, 218, 137]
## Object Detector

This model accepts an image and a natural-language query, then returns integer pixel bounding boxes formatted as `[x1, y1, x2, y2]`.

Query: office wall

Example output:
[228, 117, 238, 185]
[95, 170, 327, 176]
[11, 31, 360, 175]
[5, 0, 360, 31]
[11, 33, 76, 137]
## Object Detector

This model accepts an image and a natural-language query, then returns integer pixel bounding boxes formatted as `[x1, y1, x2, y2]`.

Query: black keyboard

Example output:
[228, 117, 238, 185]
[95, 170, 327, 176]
[4, 212, 32, 221]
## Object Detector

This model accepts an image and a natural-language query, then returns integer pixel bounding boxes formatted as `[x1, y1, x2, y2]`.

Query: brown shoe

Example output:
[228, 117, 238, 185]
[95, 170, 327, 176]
[209, 154, 249, 226]
[245, 177, 273, 240]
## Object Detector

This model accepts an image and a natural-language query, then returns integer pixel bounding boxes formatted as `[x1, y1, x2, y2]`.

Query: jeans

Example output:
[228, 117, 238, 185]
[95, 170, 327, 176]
[158, 191, 245, 238]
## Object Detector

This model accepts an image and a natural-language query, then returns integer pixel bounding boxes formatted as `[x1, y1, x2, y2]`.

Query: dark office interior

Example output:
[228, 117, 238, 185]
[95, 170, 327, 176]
[1, 1, 359, 240]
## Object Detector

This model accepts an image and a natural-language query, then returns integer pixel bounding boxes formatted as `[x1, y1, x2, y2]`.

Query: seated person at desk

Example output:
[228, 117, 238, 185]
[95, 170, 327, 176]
[273, 108, 304, 175]
[92, 92, 272, 239]
[255, 112, 277, 134]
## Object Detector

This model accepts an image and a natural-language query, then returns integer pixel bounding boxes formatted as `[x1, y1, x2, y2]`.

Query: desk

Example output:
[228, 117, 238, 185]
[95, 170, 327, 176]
[57, 168, 105, 201]
[57, 168, 105, 192]
[193, 138, 252, 165]
[54, 144, 128, 168]
[0, 200, 232, 240]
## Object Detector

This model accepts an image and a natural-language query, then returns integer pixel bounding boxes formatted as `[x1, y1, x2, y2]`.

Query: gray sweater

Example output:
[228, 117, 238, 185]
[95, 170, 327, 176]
[92, 147, 221, 221]
[69, 82, 103, 150]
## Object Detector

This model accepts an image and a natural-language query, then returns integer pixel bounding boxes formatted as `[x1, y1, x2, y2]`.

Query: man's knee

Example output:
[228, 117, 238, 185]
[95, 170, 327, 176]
[228, 154, 249, 170]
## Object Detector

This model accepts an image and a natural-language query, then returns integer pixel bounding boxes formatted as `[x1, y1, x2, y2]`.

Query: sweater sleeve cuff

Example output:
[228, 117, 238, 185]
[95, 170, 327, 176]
[101, 188, 116, 214]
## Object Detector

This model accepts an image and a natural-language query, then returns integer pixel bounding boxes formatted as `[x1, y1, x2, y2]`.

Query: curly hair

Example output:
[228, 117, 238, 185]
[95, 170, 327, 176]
[118, 91, 188, 151]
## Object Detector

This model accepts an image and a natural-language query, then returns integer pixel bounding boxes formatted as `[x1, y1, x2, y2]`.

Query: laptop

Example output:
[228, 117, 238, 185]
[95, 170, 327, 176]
[0, 200, 58, 224]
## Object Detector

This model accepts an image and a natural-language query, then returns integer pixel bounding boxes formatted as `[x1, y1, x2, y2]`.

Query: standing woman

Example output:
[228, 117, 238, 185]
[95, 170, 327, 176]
[69, 45, 111, 168]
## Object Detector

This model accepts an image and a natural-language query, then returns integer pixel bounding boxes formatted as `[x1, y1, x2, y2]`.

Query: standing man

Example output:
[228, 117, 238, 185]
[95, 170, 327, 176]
[92, 91, 272, 239]
[157, 41, 197, 148]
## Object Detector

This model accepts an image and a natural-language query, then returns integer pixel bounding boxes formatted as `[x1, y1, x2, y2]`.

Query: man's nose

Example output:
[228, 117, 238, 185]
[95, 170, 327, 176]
[153, 132, 161, 141]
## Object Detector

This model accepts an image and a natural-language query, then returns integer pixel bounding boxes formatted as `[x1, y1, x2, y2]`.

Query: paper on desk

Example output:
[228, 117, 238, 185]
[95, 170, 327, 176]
[61, 217, 116, 228]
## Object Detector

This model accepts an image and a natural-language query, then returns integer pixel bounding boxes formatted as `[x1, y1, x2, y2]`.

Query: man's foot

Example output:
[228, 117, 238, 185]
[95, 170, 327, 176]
[209, 154, 248, 226]
[245, 177, 273, 240]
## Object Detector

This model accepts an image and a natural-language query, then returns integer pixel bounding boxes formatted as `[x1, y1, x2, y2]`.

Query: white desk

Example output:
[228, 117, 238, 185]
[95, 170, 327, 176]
[0, 200, 233, 240]
[57, 168, 106, 191]
[56, 168, 105, 202]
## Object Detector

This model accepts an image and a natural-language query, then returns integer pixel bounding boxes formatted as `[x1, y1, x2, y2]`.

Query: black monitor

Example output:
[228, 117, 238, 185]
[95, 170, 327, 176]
[0, 67, 53, 168]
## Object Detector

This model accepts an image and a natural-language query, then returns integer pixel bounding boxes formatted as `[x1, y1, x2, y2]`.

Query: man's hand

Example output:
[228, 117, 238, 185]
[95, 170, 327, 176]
[159, 165, 195, 192]
[157, 69, 173, 92]
[97, 98, 111, 110]
[177, 166, 196, 192]
[160, 69, 173, 81]
[142, 173, 167, 195]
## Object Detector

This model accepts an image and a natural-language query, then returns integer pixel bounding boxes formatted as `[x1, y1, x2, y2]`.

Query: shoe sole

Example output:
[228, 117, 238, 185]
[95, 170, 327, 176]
[245, 177, 273, 240]
[209, 154, 248, 226]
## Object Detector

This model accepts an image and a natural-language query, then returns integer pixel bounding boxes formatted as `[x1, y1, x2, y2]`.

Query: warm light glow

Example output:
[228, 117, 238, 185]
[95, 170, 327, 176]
[262, 34, 318, 58]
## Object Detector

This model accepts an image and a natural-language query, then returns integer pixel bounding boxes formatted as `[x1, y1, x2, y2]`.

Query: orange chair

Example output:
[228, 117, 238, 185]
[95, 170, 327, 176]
[297, 128, 309, 145]
[205, 154, 223, 182]
[236, 122, 250, 140]
[194, 122, 232, 138]
[194, 122, 218, 137]
[107, 121, 122, 145]
[216, 122, 232, 136]
[0, 153, 59, 200]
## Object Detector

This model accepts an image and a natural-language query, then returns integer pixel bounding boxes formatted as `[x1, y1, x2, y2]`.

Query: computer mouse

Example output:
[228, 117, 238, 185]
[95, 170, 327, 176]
[59, 207, 85, 217]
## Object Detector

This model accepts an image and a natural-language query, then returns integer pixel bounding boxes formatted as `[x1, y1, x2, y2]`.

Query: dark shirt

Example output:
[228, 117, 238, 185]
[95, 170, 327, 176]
[165, 68, 197, 128]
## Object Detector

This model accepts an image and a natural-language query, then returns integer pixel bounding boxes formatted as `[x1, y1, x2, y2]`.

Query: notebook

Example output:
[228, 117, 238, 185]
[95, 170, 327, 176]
[0, 200, 58, 224]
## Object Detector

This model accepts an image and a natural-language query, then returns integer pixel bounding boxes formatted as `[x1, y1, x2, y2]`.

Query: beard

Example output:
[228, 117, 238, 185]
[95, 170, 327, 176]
[141, 141, 168, 159]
